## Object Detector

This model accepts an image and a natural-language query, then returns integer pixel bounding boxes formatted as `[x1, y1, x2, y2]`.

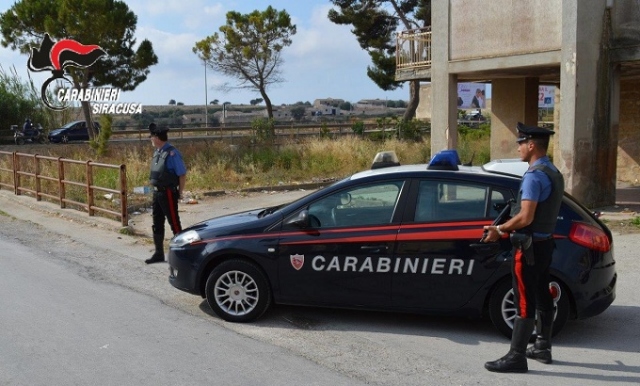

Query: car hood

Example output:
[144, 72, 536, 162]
[185, 206, 284, 236]
[49, 128, 66, 135]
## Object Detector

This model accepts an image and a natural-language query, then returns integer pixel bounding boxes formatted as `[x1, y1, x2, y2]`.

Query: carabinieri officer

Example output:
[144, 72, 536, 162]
[482, 122, 564, 373]
[146, 123, 187, 264]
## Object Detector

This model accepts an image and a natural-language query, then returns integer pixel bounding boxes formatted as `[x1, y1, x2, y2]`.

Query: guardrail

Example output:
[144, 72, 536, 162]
[0, 151, 128, 226]
[396, 27, 432, 69]
[0, 122, 427, 144]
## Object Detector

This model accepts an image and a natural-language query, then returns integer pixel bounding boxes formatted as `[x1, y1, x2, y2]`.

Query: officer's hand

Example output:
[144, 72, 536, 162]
[481, 226, 499, 243]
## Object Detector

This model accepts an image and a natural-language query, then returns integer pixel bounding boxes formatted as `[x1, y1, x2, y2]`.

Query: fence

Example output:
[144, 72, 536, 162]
[0, 151, 128, 226]
[0, 121, 429, 144]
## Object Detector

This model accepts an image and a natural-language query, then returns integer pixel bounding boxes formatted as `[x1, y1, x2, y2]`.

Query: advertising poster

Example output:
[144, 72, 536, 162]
[457, 83, 486, 109]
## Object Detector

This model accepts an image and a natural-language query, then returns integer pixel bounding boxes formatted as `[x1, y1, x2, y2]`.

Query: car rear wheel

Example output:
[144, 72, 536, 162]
[205, 259, 271, 323]
[489, 279, 569, 339]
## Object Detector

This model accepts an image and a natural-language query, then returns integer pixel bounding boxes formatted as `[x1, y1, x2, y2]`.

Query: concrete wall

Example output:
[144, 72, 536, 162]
[450, 0, 562, 60]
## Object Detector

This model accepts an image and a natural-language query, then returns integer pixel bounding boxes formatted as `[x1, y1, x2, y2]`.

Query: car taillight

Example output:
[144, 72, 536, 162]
[569, 222, 611, 252]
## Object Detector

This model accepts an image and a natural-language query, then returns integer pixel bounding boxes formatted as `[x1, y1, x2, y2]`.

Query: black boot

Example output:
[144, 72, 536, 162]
[145, 233, 165, 264]
[485, 317, 535, 373]
[526, 311, 553, 364]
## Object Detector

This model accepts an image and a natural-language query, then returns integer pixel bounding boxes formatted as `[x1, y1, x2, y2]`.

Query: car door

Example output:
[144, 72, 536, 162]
[277, 180, 406, 308]
[75, 121, 88, 141]
[392, 179, 513, 311]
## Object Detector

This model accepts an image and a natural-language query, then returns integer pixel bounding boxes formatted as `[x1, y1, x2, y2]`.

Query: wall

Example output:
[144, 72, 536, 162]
[450, 0, 562, 60]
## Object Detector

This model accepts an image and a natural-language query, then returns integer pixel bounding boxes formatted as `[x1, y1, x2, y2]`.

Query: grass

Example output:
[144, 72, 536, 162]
[0, 128, 492, 195]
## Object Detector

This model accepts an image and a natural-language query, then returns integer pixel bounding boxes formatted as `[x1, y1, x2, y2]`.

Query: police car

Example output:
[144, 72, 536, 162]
[168, 150, 616, 338]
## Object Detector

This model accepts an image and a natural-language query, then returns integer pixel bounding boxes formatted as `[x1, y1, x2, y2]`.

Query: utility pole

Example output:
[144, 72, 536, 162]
[203, 59, 208, 128]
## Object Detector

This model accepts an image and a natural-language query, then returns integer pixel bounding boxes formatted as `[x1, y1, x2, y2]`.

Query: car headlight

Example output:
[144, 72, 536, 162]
[170, 230, 201, 247]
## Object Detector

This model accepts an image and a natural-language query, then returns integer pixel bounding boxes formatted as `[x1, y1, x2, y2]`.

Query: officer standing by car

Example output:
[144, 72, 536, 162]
[481, 122, 564, 373]
[145, 123, 187, 264]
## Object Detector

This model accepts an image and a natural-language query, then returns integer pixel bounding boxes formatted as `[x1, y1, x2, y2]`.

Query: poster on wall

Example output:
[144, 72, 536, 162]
[539, 85, 555, 108]
[457, 83, 486, 109]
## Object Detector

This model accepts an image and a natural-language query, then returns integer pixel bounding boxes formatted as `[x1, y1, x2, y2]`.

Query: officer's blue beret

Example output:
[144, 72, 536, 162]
[516, 122, 555, 143]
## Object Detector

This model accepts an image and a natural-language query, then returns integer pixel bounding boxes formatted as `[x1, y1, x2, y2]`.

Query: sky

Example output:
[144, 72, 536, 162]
[0, 0, 413, 107]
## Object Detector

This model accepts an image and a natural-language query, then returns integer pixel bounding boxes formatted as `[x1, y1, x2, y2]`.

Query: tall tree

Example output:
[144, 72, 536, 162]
[0, 0, 158, 140]
[329, 0, 431, 121]
[193, 6, 296, 119]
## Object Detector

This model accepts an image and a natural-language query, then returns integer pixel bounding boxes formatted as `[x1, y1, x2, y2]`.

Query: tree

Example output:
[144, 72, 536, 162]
[328, 1, 431, 121]
[193, 6, 296, 119]
[169, 99, 176, 105]
[250, 98, 264, 105]
[290, 105, 306, 121]
[0, 0, 158, 140]
[211, 99, 219, 105]
[339, 101, 352, 111]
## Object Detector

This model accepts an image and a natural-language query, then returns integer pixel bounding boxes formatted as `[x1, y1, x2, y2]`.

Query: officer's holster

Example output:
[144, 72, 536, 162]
[510, 232, 535, 266]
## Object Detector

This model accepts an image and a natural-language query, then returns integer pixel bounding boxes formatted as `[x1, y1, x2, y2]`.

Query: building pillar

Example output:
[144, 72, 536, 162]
[430, 0, 458, 155]
[490, 78, 539, 159]
[558, 0, 613, 207]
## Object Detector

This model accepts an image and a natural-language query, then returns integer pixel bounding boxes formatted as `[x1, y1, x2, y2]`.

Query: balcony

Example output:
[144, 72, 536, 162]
[395, 27, 432, 82]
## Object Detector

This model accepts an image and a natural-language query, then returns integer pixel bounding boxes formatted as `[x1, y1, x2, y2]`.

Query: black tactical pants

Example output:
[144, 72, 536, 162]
[511, 238, 555, 319]
[152, 187, 182, 236]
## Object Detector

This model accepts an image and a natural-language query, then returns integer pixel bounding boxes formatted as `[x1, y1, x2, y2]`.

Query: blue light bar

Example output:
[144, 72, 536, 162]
[428, 149, 461, 170]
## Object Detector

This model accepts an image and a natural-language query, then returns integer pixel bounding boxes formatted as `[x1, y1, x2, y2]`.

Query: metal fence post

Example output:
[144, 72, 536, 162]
[86, 160, 94, 216]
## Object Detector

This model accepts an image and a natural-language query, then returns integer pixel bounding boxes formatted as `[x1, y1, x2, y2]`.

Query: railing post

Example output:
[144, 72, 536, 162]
[58, 157, 66, 209]
[15, 153, 21, 196]
[35, 154, 41, 201]
[120, 164, 128, 227]
[86, 160, 94, 216]
[12, 152, 18, 195]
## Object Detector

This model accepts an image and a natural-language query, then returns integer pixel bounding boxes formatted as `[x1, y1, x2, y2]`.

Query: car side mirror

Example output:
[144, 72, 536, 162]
[284, 210, 310, 228]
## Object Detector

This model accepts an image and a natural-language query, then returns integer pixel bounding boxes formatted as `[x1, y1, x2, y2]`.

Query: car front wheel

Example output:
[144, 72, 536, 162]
[61, 134, 70, 143]
[205, 259, 271, 323]
[489, 279, 569, 339]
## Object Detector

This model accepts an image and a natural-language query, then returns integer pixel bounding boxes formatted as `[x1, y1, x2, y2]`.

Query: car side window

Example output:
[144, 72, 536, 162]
[308, 181, 404, 228]
[415, 180, 490, 222]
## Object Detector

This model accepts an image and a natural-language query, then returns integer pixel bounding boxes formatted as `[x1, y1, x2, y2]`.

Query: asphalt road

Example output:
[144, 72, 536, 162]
[1, 189, 639, 386]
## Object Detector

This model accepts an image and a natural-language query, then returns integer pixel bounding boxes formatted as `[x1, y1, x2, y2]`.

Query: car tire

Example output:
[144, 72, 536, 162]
[61, 134, 69, 143]
[488, 278, 570, 340]
[205, 259, 272, 323]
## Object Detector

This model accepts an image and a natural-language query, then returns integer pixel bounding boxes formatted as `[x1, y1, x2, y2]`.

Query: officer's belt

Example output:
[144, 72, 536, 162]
[153, 186, 177, 192]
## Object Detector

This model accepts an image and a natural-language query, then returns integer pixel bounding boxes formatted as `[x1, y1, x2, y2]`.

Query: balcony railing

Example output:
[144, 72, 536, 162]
[396, 27, 432, 69]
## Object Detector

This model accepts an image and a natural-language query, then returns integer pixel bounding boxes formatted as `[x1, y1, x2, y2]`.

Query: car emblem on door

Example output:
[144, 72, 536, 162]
[290, 254, 304, 270]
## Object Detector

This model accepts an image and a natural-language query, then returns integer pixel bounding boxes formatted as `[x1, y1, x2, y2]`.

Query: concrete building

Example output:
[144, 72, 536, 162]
[396, 0, 640, 207]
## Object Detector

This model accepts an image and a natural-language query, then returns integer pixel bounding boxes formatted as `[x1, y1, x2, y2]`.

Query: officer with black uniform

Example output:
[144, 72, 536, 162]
[481, 122, 564, 373]
[146, 123, 187, 264]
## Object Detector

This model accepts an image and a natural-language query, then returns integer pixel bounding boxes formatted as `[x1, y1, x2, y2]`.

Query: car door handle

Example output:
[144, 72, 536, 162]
[360, 245, 389, 250]
[469, 242, 500, 256]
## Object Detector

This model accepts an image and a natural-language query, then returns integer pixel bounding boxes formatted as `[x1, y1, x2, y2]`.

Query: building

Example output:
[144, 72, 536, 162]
[396, 0, 640, 207]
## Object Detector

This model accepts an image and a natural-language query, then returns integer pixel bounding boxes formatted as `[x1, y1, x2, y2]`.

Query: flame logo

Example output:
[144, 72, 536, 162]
[28, 33, 106, 110]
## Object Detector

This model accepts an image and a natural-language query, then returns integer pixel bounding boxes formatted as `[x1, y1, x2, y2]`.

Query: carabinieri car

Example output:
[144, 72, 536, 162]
[168, 150, 616, 338]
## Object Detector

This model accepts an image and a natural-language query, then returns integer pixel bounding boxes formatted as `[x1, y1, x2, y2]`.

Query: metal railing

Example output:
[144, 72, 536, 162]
[0, 151, 128, 226]
[396, 27, 432, 69]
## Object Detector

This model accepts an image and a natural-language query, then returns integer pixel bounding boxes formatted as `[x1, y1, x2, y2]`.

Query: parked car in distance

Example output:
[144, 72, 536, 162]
[48, 120, 100, 143]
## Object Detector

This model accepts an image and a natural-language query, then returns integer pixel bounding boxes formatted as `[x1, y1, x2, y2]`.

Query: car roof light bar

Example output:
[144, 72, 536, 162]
[428, 149, 460, 170]
[371, 151, 401, 169]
